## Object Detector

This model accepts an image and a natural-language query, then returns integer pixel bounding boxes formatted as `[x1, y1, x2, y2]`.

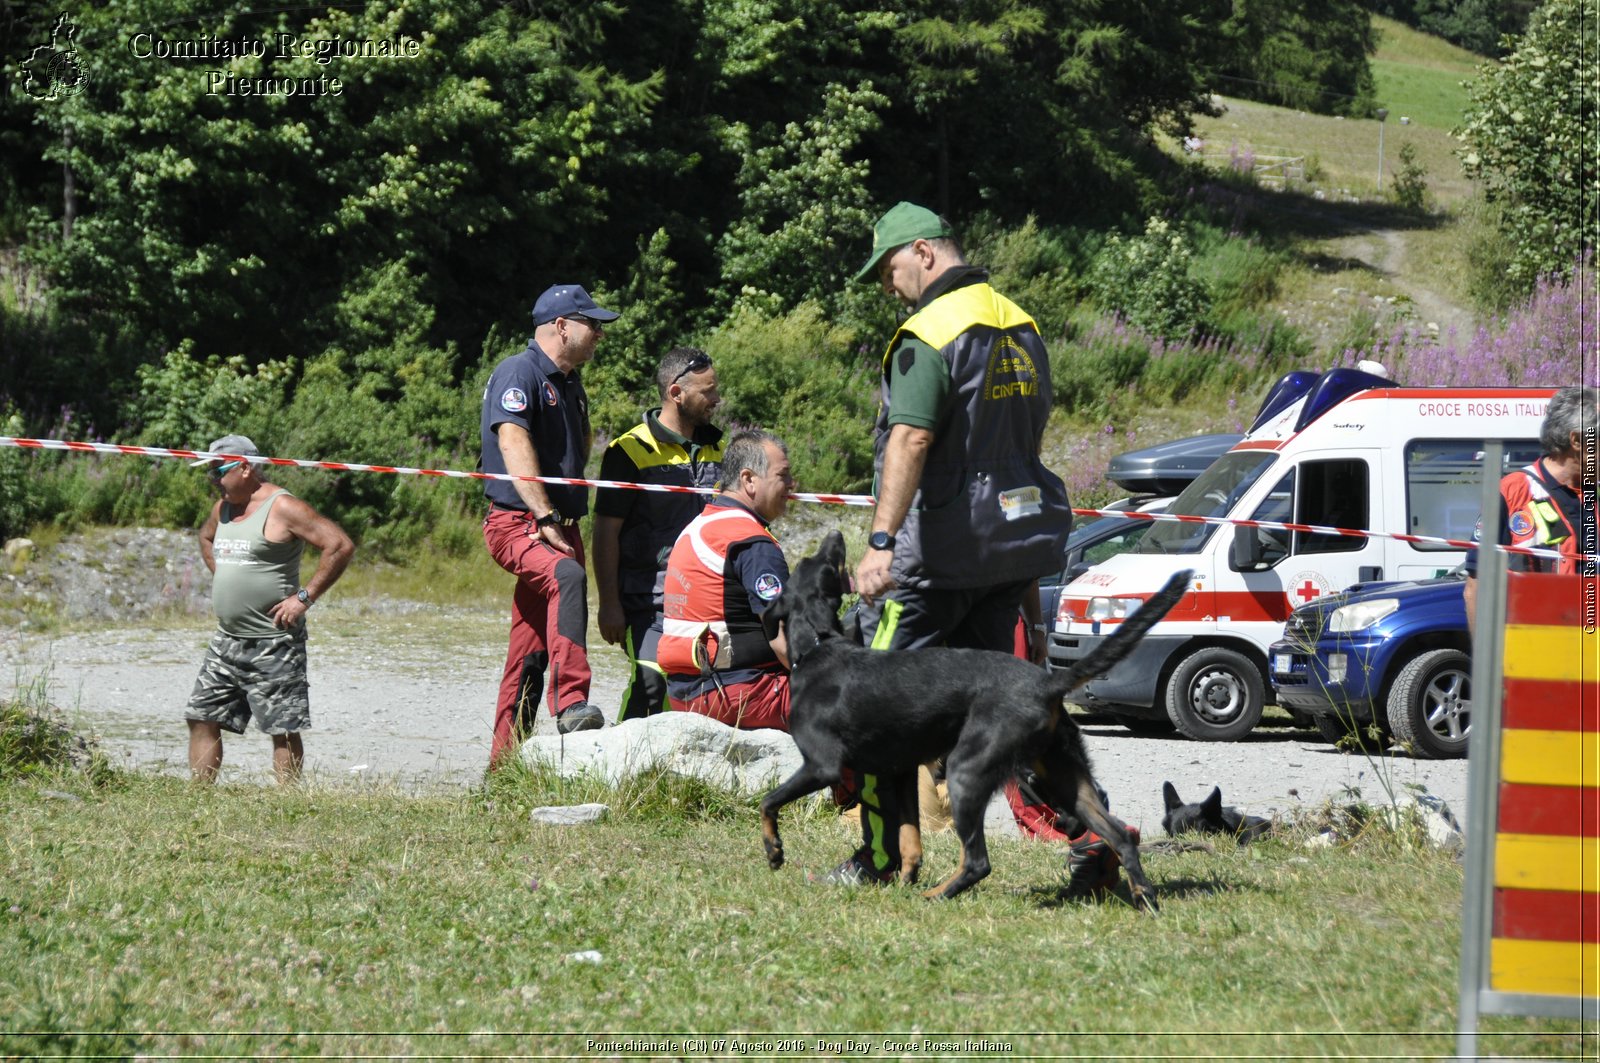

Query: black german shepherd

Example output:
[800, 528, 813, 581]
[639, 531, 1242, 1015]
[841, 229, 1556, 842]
[758, 530, 1191, 910]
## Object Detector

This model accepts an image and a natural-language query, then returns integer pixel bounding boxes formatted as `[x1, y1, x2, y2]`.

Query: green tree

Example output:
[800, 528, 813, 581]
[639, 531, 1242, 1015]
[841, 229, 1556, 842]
[1457, 0, 1598, 290]
[1215, 0, 1378, 115]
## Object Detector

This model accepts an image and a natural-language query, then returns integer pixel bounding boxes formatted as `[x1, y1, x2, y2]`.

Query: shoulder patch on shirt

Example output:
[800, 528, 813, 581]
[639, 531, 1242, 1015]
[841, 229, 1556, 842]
[1509, 510, 1534, 539]
[898, 347, 917, 375]
[753, 572, 783, 601]
[500, 387, 528, 413]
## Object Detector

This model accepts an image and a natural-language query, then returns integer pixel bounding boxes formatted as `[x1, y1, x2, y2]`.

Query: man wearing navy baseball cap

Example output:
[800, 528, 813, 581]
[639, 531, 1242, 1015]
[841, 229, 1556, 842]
[479, 284, 620, 761]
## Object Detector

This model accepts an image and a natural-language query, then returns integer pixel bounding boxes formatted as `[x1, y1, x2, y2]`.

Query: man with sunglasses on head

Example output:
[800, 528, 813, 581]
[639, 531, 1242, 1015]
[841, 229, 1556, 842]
[185, 434, 354, 784]
[592, 347, 724, 722]
[480, 284, 618, 763]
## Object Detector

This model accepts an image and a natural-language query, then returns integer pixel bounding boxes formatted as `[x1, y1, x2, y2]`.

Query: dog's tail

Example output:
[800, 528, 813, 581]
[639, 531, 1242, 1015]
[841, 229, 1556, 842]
[1047, 569, 1194, 696]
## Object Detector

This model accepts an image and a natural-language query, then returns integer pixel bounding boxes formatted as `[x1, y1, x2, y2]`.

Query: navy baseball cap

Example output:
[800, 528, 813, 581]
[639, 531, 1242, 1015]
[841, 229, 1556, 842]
[531, 285, 620, 326]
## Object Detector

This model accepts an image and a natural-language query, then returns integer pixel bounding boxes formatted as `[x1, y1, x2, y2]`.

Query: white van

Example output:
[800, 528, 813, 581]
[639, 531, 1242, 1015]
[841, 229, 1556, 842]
[1047, 368, 1552, 740]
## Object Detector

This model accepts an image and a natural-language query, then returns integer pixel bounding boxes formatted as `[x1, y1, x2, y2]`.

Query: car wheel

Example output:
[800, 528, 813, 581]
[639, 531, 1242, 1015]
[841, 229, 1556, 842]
[1109, 713, 1177, 735]
[1164, 648, 1266, 741]
[1386, 648, 1471, 759]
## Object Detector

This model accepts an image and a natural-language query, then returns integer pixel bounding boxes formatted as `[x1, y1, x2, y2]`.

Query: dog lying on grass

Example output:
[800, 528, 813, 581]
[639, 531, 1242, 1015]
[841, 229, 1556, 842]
[757, 530, 1191, 910]
[1161, 782, 1272, 843]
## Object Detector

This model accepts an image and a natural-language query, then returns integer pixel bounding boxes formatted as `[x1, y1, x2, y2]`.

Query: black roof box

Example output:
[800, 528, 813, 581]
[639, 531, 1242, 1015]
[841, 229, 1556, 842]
[1104, 433, 1243, 496]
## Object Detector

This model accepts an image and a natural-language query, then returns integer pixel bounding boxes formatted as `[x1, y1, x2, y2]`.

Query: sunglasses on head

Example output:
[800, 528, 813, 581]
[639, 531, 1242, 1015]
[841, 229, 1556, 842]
[670, 352, 713, 386]
[207, 460, 243, 481]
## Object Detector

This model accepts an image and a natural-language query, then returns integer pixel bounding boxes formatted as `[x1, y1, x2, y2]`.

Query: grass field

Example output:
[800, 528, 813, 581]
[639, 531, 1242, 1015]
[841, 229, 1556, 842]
[1186, 16, 1487, 206]
[1371, 15, 1485, 132]
[0, 758, 1585, 1059]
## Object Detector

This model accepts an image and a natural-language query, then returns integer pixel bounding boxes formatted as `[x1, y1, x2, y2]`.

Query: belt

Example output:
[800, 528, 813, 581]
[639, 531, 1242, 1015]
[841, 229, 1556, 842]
[489, 502, 579, 527]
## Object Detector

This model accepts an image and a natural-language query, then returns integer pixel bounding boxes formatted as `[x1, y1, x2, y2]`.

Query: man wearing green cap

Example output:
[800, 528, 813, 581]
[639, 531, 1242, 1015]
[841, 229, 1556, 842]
[823, 202, 1076, 886]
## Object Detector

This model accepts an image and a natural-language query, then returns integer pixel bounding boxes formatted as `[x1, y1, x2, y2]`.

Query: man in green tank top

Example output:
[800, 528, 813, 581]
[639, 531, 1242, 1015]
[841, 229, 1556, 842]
[185, 435, 354, 783]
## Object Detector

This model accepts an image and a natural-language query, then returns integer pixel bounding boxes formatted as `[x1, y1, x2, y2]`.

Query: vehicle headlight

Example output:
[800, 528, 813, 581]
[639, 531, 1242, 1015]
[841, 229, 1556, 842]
[1086, 596, 1143, 621]
[1327, 598, 1398, 632]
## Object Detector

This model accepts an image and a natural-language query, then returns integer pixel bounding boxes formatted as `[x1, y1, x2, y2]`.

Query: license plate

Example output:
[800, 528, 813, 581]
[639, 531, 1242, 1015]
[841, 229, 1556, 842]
[1273, 652, 1293, 674]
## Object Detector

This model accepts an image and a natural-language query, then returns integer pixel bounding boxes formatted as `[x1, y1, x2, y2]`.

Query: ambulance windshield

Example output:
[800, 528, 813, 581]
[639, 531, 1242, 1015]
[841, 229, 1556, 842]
[1137, 451, 1278, 554]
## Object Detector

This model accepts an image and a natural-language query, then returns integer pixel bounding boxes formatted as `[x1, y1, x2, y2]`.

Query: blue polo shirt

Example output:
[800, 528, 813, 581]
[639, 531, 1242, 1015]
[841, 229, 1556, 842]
[479, 340, 591, 516]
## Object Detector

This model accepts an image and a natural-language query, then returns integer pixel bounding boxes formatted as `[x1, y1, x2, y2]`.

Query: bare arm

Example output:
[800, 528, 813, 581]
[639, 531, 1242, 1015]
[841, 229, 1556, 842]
[198, 501, 222, 574]
[1463, 574, 1478, 642]
[496, 422, 574, 555]
[267, 496, 355, 629]
[854, 424, 934, 602]
[591, 514, 626, 645]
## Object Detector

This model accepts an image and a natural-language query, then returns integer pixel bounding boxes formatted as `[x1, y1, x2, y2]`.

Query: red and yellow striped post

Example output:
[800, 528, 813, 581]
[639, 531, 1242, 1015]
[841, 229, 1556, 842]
[1490, 572, 1599, 997]
[1460, 570, 1598, 1053]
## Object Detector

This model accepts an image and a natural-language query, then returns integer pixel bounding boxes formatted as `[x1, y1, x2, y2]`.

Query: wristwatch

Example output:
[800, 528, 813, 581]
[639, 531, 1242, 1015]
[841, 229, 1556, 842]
[296, 588, 312, 606]
[535, 510, 563, 529]
[868, 530, 896, 551]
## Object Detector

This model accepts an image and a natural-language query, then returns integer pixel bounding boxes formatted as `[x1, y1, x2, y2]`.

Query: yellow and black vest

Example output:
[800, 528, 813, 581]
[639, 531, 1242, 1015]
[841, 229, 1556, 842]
[874, 279, 1072, 589]
[605, 413, 723, 603]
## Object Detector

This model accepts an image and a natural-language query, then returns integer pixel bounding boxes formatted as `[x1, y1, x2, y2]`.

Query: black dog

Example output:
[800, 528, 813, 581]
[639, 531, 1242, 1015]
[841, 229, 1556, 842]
[758, 530, 1192, 910]
[1161, 782, 1272, 843]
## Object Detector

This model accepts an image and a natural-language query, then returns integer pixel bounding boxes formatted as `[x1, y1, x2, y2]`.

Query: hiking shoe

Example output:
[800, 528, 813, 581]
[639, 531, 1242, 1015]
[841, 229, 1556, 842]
[807, 849, 895, 887]
[1064, 826, 1140, 898]
[556, 702, 604, 734]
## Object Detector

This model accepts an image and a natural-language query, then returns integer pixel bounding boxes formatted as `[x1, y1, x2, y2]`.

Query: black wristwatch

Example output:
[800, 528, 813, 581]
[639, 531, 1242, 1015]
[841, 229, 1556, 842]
[868, 530, 896, 551]
[296, 588, 312, 606]
[535, 510, 563, 529]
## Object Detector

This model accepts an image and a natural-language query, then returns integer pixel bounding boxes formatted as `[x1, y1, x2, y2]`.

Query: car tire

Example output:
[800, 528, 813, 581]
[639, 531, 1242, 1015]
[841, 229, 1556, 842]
[1110, 712, 1177, 735]
[1386, 648, 1471, 759]
[1164, 648, 1266, 741]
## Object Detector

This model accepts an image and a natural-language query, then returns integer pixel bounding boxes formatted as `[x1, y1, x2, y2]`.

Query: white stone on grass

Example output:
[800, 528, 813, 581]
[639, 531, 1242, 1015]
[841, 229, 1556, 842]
[519, 711, 803, 796]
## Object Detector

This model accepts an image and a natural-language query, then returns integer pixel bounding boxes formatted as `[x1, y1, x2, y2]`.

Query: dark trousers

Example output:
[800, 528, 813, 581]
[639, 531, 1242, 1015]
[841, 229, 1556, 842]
[851, 580, 1031, 873]
[616, 607, 668, 723]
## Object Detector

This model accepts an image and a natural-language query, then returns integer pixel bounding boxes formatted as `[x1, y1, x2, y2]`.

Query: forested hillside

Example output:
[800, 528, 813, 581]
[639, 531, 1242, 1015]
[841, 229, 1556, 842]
[0, 0, 1592, 552]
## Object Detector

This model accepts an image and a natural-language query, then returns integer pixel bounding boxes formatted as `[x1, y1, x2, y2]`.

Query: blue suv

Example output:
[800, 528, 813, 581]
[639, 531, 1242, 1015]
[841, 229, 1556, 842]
[1268, 574, 1470, 759]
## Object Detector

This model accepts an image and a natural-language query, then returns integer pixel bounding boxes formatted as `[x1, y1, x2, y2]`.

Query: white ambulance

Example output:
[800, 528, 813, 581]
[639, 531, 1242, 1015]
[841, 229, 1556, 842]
[1047, 368, 1552, 740]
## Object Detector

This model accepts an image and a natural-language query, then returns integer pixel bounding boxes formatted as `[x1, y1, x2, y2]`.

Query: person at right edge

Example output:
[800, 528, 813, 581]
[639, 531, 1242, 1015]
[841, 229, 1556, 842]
[829, 201, 1128, 895]
[1464, 384, 1598, 638]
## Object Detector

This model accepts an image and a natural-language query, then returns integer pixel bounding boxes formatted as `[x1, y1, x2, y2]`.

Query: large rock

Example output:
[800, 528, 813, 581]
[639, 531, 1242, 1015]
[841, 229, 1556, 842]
[518, 711, 804, 795]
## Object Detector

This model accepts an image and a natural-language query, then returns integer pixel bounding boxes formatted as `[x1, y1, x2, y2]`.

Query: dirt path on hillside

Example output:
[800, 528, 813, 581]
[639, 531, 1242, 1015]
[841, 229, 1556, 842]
[1334, 225, 1473, 340]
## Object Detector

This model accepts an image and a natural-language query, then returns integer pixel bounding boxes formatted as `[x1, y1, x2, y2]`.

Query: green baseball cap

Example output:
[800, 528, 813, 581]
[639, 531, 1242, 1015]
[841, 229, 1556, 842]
[854, 201, 953, 283]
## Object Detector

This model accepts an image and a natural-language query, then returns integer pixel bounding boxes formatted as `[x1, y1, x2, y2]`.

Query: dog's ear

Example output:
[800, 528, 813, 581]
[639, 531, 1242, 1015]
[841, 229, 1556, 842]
[760, 593, 789, 642]
[1162, 781, 1182, 811]
[821, 529, 846, 570]
[1202, 786, 1224, 818]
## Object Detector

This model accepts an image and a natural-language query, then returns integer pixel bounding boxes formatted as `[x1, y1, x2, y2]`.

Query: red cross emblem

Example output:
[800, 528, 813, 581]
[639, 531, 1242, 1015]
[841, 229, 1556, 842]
[1295, 579, 1321, 602]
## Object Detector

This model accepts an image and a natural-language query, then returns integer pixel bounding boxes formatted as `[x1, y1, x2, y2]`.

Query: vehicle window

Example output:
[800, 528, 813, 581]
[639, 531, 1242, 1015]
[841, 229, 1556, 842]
[1140, 451, 1277, 555]
[1405, 440, 1543, 550]
[1246, 471, 1294, 567]
[1296, 459, 1369, 554]
[1084, 523, 1155, 566]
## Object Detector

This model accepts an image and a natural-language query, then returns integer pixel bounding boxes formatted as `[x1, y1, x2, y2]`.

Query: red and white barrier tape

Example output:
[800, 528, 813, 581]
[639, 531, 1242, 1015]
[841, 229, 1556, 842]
[1, 435, 1584, 563]
[0, 436, 874, 506]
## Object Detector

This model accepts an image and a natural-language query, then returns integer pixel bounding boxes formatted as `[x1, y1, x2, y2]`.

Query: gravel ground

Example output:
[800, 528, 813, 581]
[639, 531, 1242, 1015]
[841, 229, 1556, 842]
[0, 528, 1473, 831]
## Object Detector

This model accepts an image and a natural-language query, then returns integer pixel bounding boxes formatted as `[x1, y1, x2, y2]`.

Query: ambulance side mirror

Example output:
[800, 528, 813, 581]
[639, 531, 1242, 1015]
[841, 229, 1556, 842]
[1230, 525, 1265, 572]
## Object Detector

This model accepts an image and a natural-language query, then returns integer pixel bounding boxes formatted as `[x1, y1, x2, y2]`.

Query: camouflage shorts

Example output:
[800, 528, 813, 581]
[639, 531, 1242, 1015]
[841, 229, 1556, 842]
[186, 630, 311, 735]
